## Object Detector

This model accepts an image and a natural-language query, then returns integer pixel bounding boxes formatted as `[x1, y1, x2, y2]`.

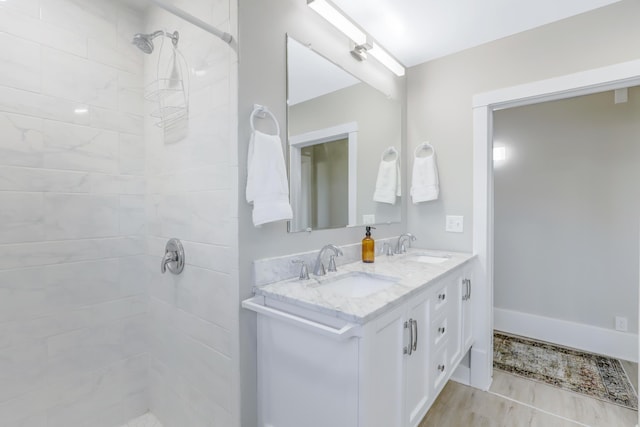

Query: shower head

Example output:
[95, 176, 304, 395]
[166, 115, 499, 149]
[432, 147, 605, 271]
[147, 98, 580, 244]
[132, 30, 179, 54]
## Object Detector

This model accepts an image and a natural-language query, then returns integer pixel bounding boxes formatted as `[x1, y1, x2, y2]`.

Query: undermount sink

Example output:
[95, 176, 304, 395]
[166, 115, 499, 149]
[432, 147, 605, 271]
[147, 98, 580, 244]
[406, 253, 452, 264]
[319, 272, 399, 298]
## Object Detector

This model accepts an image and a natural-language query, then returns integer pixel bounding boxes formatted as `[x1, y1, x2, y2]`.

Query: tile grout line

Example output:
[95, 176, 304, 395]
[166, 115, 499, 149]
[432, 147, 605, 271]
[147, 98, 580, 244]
[487, 389, 592, 427]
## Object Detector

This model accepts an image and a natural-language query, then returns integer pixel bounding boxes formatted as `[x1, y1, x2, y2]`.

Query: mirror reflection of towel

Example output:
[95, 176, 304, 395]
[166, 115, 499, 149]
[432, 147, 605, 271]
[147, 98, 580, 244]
[410, 144, 439, 203]
[373, 149, 401, 205]
[246, 130, 293, 226]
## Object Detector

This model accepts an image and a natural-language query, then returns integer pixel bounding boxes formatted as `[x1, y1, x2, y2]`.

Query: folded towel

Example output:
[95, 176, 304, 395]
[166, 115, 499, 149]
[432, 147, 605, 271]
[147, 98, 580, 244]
[410, 143, 439, 203]
[246, 130, 293, 226]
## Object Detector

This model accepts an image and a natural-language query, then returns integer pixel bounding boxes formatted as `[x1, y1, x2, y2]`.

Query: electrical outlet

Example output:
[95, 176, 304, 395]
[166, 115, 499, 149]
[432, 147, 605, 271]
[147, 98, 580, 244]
[363, 214, 375, 224]
[445, 215, 464, 233]
[615, 316, 628, 332]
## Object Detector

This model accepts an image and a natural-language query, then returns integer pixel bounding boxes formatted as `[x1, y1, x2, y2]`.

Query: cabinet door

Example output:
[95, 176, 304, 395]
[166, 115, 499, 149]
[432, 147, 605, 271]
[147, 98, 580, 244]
[447, 275, 463, 367]
[361, 305, 406, 427]
[404, 291, 431, 427]
[462, 270, 473, 352]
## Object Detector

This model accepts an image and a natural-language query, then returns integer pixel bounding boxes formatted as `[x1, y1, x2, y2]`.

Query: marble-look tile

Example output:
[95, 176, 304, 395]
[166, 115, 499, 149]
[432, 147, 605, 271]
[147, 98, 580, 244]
[90, 174, 146, 195]
[118, 71, 145, 117]
[0, 340, 48, 403]
[44, 194, 119, 239]
[0, 112, 43, 168]
[89, 37, 142, 75]
[120, 195, 146, 236]
[42, 48, 119, 109]
[0, 7, 87, 57]
[0, 192, 44, 244]
[42, 120, 118, 173]
[0, 166, 91, 193]
[40, 0, 118, 46]
[121, 412, 164, 427]
[155, 265, 233, 331]
[0, 86, 91, 126]
[119, 132, 146, 175]
[150, 296, 232, 358]
[91, 106, 143, 135]
[0, 236, 144, 270]
[0, 32, 41, 93]
[0, 0, 41, 18]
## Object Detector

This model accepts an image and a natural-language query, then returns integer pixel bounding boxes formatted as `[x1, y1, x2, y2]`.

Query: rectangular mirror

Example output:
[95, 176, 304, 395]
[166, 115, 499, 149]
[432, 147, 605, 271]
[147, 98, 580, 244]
[287, 36, 402, 232]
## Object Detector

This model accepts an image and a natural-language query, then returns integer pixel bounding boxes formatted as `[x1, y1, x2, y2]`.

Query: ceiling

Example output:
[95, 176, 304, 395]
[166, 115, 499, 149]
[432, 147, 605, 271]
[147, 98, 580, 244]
[331, 0, 622, 67]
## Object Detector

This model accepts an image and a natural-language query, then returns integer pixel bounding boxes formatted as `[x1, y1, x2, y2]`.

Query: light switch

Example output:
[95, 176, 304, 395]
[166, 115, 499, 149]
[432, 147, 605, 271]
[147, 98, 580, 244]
[363, 214, 375, 224]
[446, 215, 463, 233]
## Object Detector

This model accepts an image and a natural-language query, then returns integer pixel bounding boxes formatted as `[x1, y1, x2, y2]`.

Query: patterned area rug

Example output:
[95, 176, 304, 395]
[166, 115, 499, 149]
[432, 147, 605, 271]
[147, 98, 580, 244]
[493, 332, 638, 410]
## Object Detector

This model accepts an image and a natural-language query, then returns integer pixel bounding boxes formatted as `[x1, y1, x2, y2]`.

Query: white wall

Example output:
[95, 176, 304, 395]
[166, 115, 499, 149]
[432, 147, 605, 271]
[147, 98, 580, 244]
[494, 88, 640, 333]
[0, 1, 147, 425]
[143, 1, 239, 426]
[406, 0, 640, 253]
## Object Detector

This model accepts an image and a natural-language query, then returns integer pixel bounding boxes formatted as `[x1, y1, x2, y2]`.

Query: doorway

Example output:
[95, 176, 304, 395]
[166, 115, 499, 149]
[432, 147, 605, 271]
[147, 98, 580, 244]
[470, 60, 640, 408]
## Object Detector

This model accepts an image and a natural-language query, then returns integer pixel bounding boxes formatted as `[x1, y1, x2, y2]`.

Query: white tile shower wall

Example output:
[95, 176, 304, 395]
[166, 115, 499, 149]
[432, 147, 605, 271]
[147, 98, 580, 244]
[0, 1, 148, 426]
[144, 0, 238, 426]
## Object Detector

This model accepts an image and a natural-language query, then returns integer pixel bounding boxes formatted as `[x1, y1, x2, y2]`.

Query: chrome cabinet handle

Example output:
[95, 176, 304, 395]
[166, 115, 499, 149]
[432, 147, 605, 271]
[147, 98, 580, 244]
[438, 293, 446, 301]
[468, 279, 471, 300]
[161, 238, 185, 275]
[438, 364, 445, 373]
[412, 319, 418, 352]
[404, 321, 413, 355]
[438, 326, 446, 335]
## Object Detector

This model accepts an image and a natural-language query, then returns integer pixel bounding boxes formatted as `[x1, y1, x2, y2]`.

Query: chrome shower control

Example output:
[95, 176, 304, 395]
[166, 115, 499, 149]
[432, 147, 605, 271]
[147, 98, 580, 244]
[161, 238, 185, 274]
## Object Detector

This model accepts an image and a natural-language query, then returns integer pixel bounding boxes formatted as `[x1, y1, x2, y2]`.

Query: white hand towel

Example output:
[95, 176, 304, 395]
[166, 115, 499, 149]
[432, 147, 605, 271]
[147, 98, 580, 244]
[373, 148, 401, 204]
[410, 143, 439, 203]
[246, 130, 293, 226]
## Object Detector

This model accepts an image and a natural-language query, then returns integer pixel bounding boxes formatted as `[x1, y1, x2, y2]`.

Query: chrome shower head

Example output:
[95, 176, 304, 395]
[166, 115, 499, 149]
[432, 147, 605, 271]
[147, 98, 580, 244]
[132, 33, 154, 54]
[132, 30, 179, 54]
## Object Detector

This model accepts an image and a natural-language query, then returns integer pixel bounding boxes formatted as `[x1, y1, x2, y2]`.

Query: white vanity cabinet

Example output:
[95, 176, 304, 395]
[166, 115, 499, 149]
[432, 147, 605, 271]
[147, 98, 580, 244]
[243, 259, 475, 427]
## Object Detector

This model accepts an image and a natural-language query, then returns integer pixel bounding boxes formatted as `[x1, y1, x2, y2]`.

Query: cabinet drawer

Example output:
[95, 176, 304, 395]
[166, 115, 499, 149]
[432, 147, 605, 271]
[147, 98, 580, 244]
[431, 282, 449, 317]
[432, 345, 449, 392]
[432, 314, 449, 350]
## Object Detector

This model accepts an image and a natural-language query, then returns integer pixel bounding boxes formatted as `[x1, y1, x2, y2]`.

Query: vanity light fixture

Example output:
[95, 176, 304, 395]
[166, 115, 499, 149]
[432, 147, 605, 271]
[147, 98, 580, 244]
[307, 0, 405, 77]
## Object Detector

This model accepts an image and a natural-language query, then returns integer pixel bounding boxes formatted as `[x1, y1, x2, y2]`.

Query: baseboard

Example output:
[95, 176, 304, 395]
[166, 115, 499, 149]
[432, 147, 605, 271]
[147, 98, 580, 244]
[494, 308, 638, 363]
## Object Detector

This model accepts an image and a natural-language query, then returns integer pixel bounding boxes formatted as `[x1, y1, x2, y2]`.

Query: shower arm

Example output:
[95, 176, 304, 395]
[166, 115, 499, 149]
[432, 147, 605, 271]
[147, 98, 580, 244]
[148, 30, 179, 47]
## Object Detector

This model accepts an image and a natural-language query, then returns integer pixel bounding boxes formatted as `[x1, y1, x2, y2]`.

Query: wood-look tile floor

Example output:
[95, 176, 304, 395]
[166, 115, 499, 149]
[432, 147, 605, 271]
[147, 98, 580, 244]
[420, 370, 638, 427]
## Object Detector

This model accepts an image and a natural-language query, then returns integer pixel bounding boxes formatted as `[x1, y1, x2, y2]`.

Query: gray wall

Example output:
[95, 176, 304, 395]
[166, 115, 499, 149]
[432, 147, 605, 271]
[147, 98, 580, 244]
[406, 0, 640, 252]
[494, 87, 640, 333]
[237, 1, 405, 425]
[290, 82, 402, 226]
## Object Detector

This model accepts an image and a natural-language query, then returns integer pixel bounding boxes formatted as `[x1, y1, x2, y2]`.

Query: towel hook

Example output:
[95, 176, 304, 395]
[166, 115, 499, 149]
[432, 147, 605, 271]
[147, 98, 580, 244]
[382, 146, 398, 161]
[250, 104, 280, 136]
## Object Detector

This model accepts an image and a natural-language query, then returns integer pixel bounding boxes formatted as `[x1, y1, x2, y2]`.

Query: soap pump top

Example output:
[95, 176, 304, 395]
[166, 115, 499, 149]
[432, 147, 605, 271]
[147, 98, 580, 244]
[362, 226, 376, 263]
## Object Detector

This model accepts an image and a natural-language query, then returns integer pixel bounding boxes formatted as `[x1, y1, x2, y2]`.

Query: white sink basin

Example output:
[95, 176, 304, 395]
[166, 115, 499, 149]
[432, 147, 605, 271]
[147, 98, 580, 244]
[407, 253, 452, 264]
[320, 272, 399, 298]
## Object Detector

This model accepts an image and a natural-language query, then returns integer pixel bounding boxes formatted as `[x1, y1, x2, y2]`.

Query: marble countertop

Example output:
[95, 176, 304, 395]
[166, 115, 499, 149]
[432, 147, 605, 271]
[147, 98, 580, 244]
[253, 248, 476, 324]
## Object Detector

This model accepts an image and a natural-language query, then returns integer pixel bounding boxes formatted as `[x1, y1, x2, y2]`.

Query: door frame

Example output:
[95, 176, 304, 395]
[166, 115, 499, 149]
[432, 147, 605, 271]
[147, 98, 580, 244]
[470, 59, 640, 390]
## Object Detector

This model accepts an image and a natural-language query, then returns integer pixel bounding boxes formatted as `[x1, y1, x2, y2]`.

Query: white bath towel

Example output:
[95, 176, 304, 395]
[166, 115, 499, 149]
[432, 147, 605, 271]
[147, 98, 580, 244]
[373, 147, 401, 204]
[246, 130, 293, 226]
[410, 143, 439, 203]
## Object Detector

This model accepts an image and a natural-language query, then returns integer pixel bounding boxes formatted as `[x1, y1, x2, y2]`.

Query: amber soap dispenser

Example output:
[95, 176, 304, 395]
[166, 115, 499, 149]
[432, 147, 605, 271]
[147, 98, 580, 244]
[362, 226, 375, 263]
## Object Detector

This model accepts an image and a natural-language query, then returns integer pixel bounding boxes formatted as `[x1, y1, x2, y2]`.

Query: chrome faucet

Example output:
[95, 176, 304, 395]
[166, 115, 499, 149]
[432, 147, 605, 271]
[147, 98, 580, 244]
[395, 233, 417, 254]
[313, 244, 344, 276]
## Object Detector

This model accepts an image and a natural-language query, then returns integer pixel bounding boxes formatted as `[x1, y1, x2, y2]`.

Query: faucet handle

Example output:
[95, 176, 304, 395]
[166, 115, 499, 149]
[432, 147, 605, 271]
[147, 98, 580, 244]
[291, 259, 310, 280]
[383, 242, 394, 256]
[328, 255, 337, 272]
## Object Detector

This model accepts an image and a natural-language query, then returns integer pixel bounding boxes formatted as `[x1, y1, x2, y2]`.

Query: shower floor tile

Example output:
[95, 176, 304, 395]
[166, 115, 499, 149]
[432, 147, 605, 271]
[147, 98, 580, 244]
[120, 412, 163, 427]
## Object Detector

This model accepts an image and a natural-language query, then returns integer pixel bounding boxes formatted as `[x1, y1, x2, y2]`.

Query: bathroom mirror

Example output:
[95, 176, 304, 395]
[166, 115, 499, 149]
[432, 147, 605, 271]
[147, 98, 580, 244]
[286, 36, 402, 232]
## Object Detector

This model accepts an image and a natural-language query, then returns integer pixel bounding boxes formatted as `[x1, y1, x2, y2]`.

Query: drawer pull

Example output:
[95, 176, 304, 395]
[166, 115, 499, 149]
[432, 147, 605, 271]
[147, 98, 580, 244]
[405, 320, 414, 356]
[438, 326, 446, 335]
[437, 364, 445, 373]
[438, 293, 446, 301]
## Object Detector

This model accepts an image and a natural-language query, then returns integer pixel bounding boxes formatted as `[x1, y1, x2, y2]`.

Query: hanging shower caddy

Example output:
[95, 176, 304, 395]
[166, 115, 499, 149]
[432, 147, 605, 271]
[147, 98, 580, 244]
[144, 30, 190, 130]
